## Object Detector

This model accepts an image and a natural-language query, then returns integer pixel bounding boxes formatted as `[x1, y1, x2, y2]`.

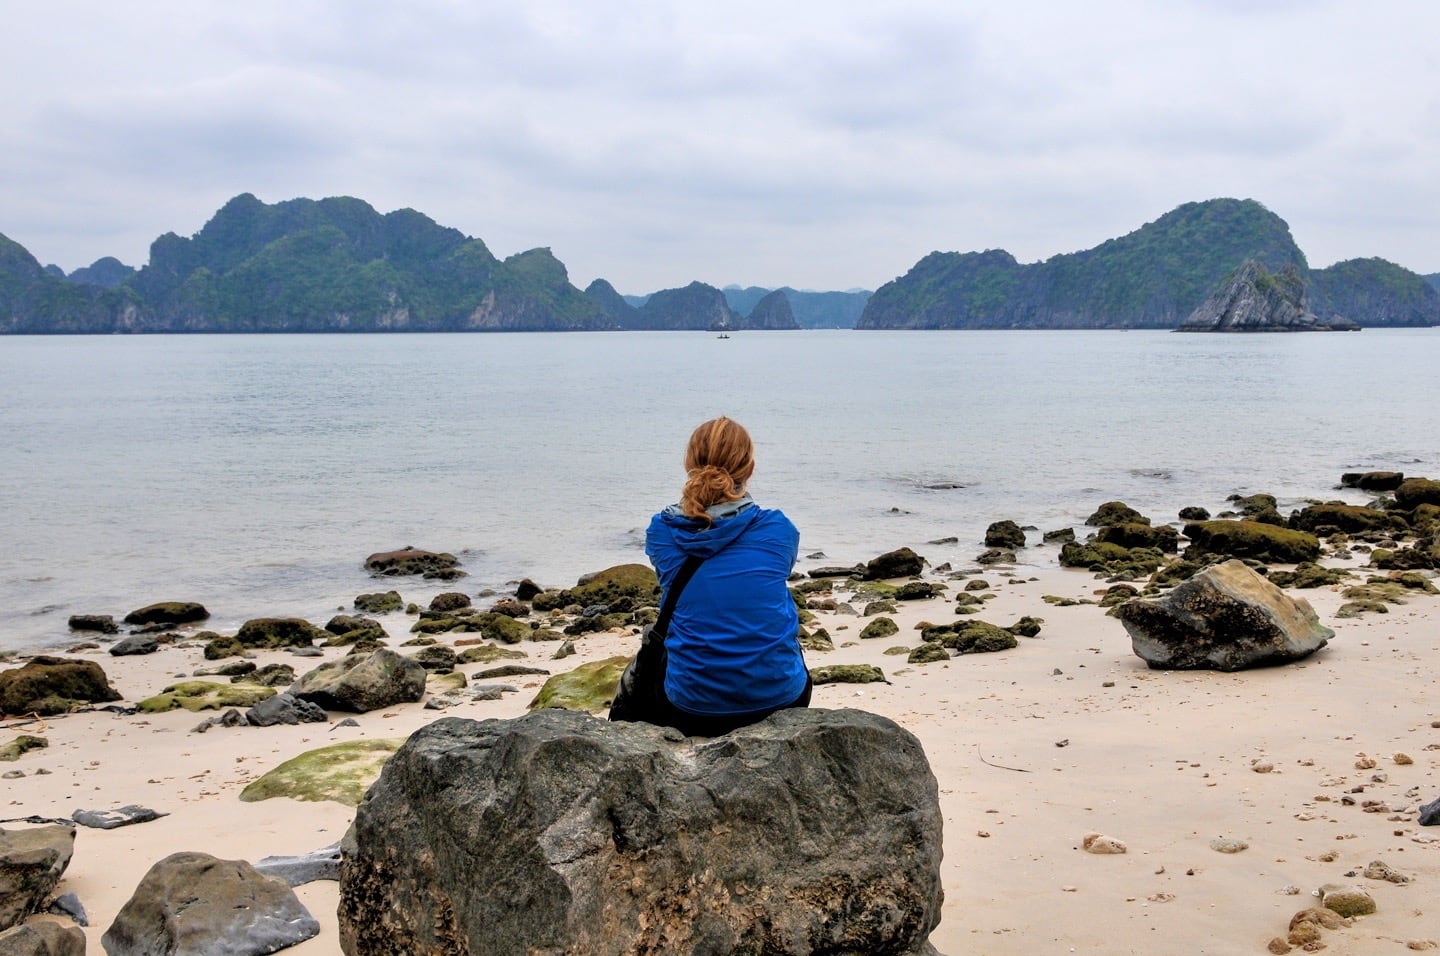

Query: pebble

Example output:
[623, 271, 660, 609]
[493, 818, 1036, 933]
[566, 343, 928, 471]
[1363, 859, 1410, 884]
[1252, 761, 1274, 774]
[1354, 753, 1377, 770]
[1395, 752, 1414, 765]
[1209, 837, 1249, 854]
[1081, 832, 1126, 854]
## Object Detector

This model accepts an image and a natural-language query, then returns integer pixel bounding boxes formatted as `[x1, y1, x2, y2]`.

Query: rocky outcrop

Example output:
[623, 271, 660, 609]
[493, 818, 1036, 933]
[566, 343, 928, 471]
[339, 708, 944, 956]
[102, 851, 320, 955]
[122, 601, 209, 626]
[0, 916, 85, 955]
[0, 657, 122, 717]
[290, 649, 426, 712]
[363, 547, 462, 578]
[985, 520, 1026, 549]
[863, 547, 925, 580]
[1115, 559, 1333, 670]
[0, 826, 75, 932]
[1177, 260, 1357, 332]
[738, 289, 800, 330]
[631, 281, 740, 331]
[1182, 520, 1320, 564]
[583, 278, 636, 326]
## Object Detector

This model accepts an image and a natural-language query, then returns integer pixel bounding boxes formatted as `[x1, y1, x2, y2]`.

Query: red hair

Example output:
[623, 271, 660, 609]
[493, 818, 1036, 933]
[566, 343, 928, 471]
[680, 417, 755, 526]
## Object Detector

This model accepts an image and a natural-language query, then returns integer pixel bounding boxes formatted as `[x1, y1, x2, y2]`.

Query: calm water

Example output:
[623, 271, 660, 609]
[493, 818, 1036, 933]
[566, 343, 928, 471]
[2, 329, 1435, 651]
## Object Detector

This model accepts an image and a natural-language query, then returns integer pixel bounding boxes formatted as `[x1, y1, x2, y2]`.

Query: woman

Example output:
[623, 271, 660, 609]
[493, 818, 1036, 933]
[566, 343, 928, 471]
[637, 416, 811, 737]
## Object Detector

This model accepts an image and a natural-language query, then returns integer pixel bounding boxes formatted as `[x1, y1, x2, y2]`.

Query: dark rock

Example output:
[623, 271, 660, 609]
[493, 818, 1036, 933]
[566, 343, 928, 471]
[199, 660, 256, 678]
[409, 645, 457, 674]
[1096, 522, 1179, 552]
[121, 602, 209, 626]
[202, 634, 245, 660]
[473, 664, 550, 680]
[487, 598, 528, 618]
[324, 615, 386, 644]
[810, 664, 888, 684]
[244, 663, 297, 688]
[338, 709, 942, 956]
[0, 736, 48, 762]
[364, 547, 462, 578]
[353, 591, 403, 614]
[0, 657, 122, 717]
[863, 547, 925, 580]
[1178, 506, 1211, 521]
[808, 565, 865, 579]
[66, 614, 117, 634]
[0, 825, 75, 932]
[46, 892, 87, 927]
[1340, 471, 1404, 492]
[1419, 796, 1440, 826]
[288, 646, 324, 658]
[985, 520, 1026, 549]
[108, 634, 160, 657]
[428, 592, 472, 613]
[253, 843, 342, 887]
[1227, 493, 1279, 518]
[551, 641, 575, 660]
[246, 693, 328, 727]
[975, 548, 1016, 565]
[71, 806, 166, 830]
[895, 581, 939, 601]
[940, 621, 1018, 655]
[907, 643, 950, 664]
[1266, 563, 1351, 589]
[514, 579, 543, 601]
[0, 918, 85, 955]
[1395, 477, 1440, 510]
[470, 684, 517, 701]
[1086, 501, 1149, 527]
[1177, 259, 1355, 331]
[235, 617, 328, 649]
[1290, 502, 1394, 536]
[531, 564, 659, 613]
[1115, 559, 1332, 670]
[102, 851, 319, 955]
[1059, 541, 1167, 579]
[1042, 528, 1076, 544]
[290, 649, 426, 713]
[1183, 520, 1320, 564]
[859, 617, 899, 640]
[1006, 616, 1044, 638]
[1370, 545, 1439, 571]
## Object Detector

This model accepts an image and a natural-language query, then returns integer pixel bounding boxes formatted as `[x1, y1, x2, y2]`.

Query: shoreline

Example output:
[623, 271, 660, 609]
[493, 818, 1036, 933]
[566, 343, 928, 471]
[3, 496, 1439, 953]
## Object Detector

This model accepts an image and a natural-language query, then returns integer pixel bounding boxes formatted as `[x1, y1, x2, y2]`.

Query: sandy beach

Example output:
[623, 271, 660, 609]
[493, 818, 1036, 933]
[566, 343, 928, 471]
[3, 549, 1438, 955]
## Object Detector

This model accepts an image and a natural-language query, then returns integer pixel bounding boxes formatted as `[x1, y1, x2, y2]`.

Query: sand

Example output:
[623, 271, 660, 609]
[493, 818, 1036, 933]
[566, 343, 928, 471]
[3, 558, 1439, 955]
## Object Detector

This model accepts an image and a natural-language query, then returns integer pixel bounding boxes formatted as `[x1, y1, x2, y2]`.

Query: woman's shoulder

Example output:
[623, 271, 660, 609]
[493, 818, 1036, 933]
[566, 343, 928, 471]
[747, 505, 799, 538]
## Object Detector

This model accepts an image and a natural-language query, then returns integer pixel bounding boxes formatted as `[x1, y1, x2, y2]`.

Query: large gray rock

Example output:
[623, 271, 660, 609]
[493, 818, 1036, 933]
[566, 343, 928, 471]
[290, 649, 426, 713]
[339, 708, 944, 956]
[1177, 259, 1358, 332]
[102, 851, 319, 955]
[0, 917, 85, 955]
[245, 692, 327, 727]
[1115, 559, 1333, 670]
[0, 826, 75, 932]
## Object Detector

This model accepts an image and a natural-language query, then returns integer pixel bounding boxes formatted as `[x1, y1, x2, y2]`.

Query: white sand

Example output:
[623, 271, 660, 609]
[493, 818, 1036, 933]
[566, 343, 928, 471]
[4, 562, 1438, 954]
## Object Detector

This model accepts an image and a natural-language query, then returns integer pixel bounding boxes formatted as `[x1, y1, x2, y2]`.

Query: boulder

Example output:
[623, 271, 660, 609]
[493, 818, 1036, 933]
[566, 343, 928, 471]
[1182, 520, 1320, 564]
[514, 578, 543, 601]
[245, 693, 327, 727]
[353, 591, 403, 614]
[0, 657, 122, 717]
[1115, 559, 1332, 670]
[531, 564, 659, 612]
[235, 617, 329, 649]
[137, 681, 275, 713]
[428, 592, 472, 612]
[1290, 502, 1393, 536]
[71, 806, 166, 830]
[325, 615, 387, 645]
[810, 664, 888, 685]
[975, 548, 1016, 565]
[122, 601, 209, 626]
[254, 844, 342, 887]
[102, 851, 319, 955]
[240, 739, 403, 806]
[1394, 477, 1440, 510]
[1177, 259, 1355, 331]
[1096, 522, 1179, 552]
[940, 621, 1018, 655]
[290, 649, 426, 713]
[67, 614, 117, 634]
[364, 547, 463, 578]
[245, 663, 297, 688]
[1341, 471, 1404, 492]
[0, 825, 75, 932]
[984, 520, 1026, 549]
[527, 656, 629, 714]
[1086, 501, 1149, 527]
[338, 709, 943, 956]
[409, 645, 458, 674]
[860, 617, 900, 640]
[108, 634, 160, 656]
[863, 547, 925, 580]
[0, 917, 85, 955]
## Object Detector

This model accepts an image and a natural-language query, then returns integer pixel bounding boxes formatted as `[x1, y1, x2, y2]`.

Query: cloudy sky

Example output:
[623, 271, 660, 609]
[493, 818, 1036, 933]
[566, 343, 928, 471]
[3, 0, 1437, 293]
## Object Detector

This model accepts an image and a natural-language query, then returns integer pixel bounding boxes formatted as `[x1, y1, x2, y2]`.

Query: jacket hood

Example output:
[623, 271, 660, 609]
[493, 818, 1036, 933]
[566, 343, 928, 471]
[655, 500, 763, 559]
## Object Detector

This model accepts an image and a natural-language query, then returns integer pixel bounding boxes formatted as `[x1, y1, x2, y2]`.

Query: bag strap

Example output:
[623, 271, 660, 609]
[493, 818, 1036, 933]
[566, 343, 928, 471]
[653, 555, 704, 639]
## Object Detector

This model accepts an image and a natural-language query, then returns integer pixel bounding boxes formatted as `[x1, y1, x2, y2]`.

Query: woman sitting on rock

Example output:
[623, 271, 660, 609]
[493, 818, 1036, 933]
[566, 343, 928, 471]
[612, 416, 811, 736]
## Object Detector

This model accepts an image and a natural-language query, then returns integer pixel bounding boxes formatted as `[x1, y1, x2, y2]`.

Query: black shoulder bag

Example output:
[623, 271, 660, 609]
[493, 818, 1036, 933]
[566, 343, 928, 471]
[608, 555, 703, 725]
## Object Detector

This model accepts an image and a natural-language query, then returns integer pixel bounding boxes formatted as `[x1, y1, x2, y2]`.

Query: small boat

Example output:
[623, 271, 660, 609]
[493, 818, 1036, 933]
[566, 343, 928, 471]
[716, 333, 730, 339]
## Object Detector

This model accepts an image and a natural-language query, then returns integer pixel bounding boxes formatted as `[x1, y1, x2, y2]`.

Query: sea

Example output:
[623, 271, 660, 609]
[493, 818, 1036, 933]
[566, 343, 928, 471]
[2, 329, 1436, 652]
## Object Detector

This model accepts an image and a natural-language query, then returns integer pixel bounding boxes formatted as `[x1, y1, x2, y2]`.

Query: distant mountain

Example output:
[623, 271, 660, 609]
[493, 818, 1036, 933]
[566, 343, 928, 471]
[583, 278, 637, 324]
[1307, 258, 1440, 328]
[860, 199, 1312, 329]
[1422, 273, 1439, 295]
[722, 286, 869, 328]
[630, 281, 740, 330]
[1, 231, 142, 333]
[739, 289, 797, 330]
[69, 256, 136, 289]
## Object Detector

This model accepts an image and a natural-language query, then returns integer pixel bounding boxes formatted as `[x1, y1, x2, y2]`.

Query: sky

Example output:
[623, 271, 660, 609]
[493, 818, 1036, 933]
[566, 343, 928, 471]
[3, 1, 1437, 295]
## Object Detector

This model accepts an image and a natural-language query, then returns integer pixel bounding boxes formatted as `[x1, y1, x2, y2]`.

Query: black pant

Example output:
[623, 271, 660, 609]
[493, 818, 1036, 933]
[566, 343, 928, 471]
[654, 675, 813, 738]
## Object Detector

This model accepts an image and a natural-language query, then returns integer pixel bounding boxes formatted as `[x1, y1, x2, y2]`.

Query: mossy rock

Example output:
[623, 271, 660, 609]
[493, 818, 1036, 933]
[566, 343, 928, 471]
[1336, 600, 1388, 618]
[1395, 478, 1440, 510]
[882, 646, 911, 656]
[1096, 523, 1179, 553]
[1182, 520, 1319, 564]
[954, 592, 982, 607]
[859, 617, 899, 640]
[457, 643, 528, 665]
[894, 581, 940, 600]
[0, 734, 48, 761]
[1099, 584, 1140, 608]
[1267, 562, 1352, 589]
[529, 627, 568, 642]
[1370, 546, 1438, 571]
[1178, 506, 1210, 521]
[1384, 570, 1439, 594]
[976, 548, 1016, 566]
[532, 565, 660, 613]
[1228, 493, 1278, 516]
[1149, 558, 1206, 588]
[1342, 582, 1410, 605]
[364, 548, 461, 578]
[984, 520, 1026, 549]
[235, 617, 329, 649]
[810, 664, 887, 685]
[427, 671, 468, 694]
[940, 621, 1018, 655]
[243, 664, 297, 688]
[1060, 542, 1167, 579]
[202, 635, 246, 660]
[919, 625, 957, 644]
[963, 580, 990, 591]
[1410, 504, 1440, 535]
[861, 599, 898, 616]
[1042, 595, 1091, 607]
[1085, 501, 1150, 527]
[907, 643, 950, 664]
[1006, 616, 1043, 637]
[527, 656, 630, 714]
[0, 656, 122, 716]
[137, 681, 276, 713]
[123, 601, 210, 626]
[799, 629, 834, 652]
[862, 547, 925, 581]
[1290, 503, 1396, 536]
[354, 590, 403, 614]
[239, 738, 403, 806]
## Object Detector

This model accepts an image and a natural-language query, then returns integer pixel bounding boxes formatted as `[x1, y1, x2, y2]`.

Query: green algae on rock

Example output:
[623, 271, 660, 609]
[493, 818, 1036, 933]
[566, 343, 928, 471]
[527, 656, 629, 714]
[0, 656, 123, 716]
[810, 664, 887, 685]
[1182, 520, 1320, 564]
[532, 565, 660, 612]
[859, 617, 899, 640]
[138, 681, 276, 713]
[457, 643, 529, 665]
[0, 734, 48, 761]
[240, 738, 404, 806]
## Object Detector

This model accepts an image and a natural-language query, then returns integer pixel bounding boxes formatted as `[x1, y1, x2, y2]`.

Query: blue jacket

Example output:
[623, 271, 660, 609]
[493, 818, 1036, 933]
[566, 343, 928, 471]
[645, 501, 807, 716]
